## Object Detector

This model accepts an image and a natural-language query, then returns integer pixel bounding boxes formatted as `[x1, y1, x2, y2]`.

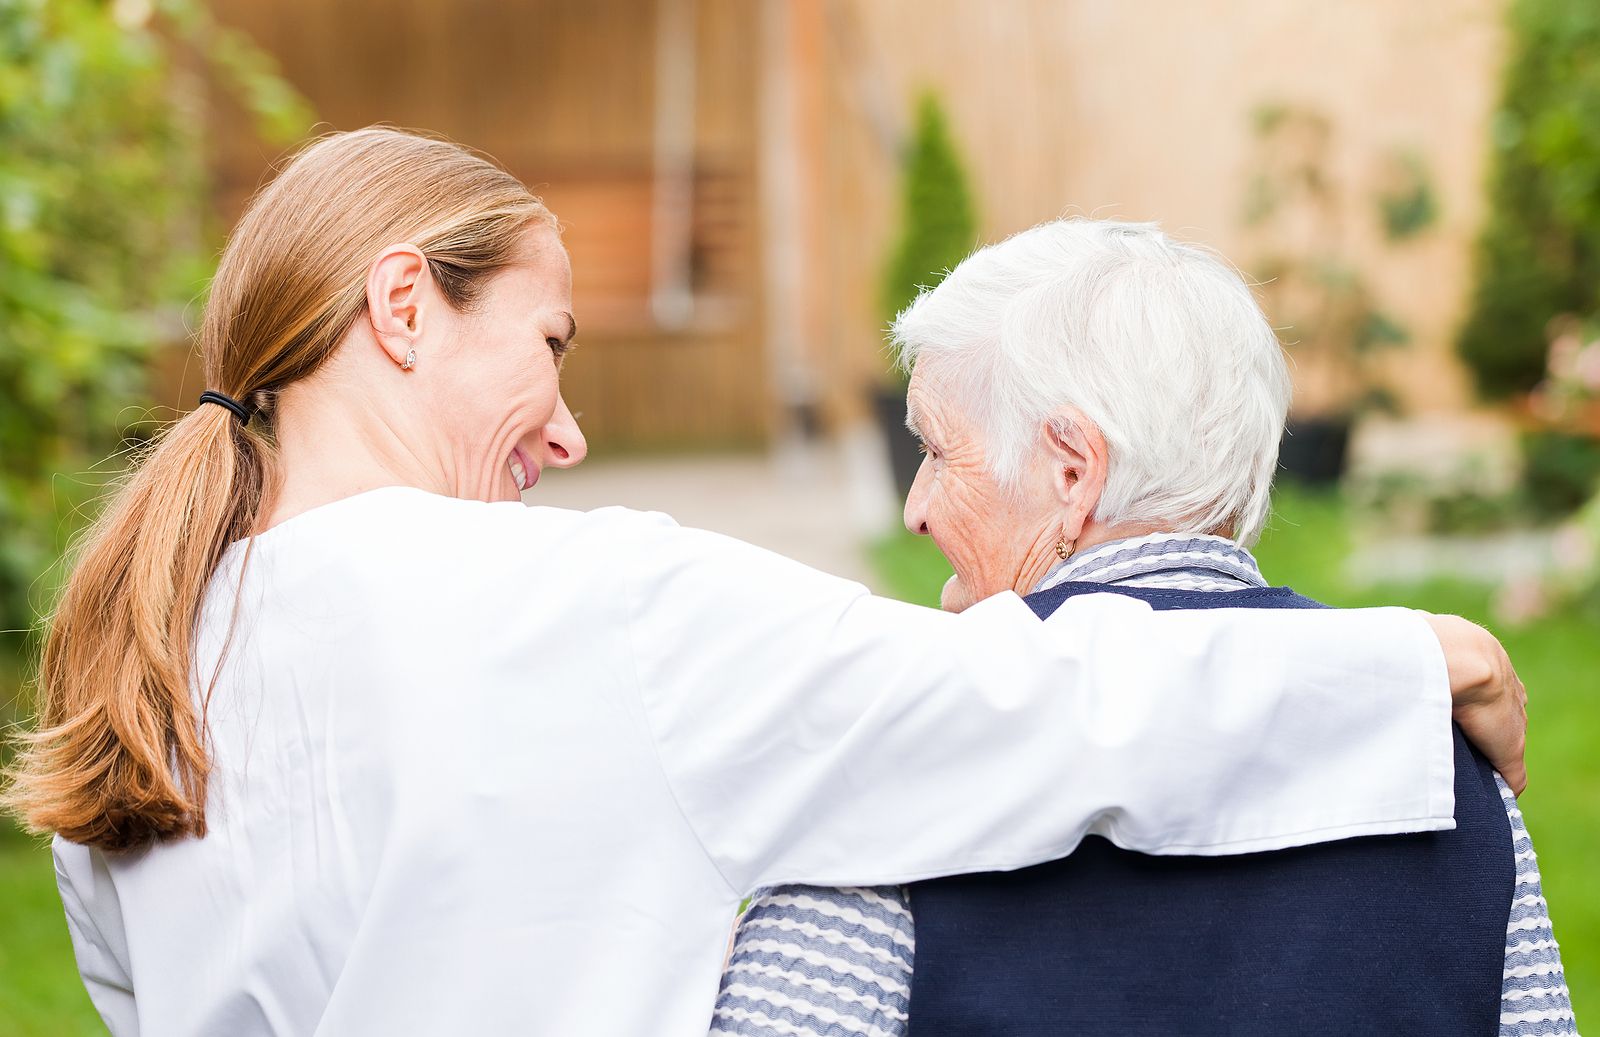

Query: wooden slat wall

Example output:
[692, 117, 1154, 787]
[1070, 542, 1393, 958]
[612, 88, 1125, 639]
[183, 0, 769, 451]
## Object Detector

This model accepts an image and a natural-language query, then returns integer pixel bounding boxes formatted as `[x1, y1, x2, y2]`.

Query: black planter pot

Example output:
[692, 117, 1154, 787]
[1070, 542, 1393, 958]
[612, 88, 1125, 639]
[872, 385, 923, 502]
[1278, 417, 1352, 485]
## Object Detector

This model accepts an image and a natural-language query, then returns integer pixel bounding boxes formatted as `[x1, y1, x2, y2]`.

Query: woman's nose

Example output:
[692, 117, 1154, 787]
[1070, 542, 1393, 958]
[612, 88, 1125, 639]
[539, 393, 587, 469]
[902, 456, 932, 536]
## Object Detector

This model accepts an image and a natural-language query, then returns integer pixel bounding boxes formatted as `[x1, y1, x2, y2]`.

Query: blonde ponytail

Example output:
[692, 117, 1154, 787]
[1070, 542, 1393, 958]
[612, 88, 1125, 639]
[8, 405, 268, 848]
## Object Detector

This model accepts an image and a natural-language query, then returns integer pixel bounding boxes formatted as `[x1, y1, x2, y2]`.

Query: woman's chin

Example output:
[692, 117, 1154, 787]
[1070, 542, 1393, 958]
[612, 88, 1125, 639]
[939, 573, 978, 614]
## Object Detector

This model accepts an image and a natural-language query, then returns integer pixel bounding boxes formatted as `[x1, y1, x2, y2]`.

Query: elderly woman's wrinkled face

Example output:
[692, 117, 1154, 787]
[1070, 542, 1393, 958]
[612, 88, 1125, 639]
[903, 367, 1064, 612]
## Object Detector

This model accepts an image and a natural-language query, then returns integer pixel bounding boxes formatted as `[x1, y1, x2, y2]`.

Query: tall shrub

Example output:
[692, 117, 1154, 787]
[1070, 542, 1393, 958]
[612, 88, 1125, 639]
[0, 0, 309, 660]
[880, 93, 977, 344]
[1458, 0, 1600, 398]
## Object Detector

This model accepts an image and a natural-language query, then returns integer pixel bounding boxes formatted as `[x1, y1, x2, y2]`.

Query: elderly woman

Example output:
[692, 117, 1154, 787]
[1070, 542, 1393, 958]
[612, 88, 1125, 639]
[712, 220, 1573, 1037]
[6, 133, 1528, 1037]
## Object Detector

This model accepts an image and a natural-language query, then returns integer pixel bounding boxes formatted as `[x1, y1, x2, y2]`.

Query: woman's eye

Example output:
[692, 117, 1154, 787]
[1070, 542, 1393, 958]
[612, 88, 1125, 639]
[547, 337, 579, 366]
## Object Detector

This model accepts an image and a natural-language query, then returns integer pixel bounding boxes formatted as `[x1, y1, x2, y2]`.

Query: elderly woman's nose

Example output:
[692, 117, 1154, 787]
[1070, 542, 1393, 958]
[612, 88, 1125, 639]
[539, 393, 587, 469]
[903, 461, 932, 536]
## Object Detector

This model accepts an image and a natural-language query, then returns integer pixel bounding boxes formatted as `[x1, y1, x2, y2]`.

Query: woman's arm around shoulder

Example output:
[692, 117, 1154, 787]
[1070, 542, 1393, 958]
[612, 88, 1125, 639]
[605, 509, 1528, 896]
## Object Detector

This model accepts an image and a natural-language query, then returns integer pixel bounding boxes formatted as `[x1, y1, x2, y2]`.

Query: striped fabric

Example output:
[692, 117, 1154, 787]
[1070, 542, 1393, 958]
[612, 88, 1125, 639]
[708, 533, 1577, 1036]
[711, 886, 912, 1037]
[1036, 531, 1268, 594]
[1498, 774, 1579, 1035]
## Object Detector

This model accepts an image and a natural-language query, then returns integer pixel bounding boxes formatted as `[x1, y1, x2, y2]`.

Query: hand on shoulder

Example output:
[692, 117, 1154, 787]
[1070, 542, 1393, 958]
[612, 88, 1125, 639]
[1426, 614, 1528, 794]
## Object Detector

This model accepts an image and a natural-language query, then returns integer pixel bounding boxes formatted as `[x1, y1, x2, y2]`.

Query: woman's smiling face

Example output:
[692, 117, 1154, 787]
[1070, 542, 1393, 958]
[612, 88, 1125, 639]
[901, 365, 1065, 612]
[422, 223, 588, 502]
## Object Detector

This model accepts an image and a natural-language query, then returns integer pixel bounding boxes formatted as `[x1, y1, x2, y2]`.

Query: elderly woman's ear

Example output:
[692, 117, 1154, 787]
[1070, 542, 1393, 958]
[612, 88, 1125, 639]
[1042, 409, 1109, 551]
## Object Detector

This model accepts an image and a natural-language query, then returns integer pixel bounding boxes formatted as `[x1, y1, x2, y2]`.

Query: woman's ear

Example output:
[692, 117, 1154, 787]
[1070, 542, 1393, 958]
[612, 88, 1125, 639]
[1042, 407, 1109, 542]
[365, 244, 431, 368]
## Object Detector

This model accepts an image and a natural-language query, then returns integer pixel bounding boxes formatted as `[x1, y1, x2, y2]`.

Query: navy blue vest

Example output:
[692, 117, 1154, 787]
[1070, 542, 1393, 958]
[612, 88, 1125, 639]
[908, 582, 1512, 1036]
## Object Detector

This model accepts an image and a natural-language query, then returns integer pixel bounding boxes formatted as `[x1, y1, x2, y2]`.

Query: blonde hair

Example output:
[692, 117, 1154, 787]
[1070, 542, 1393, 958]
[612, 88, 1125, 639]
[3, 127, 556, 850]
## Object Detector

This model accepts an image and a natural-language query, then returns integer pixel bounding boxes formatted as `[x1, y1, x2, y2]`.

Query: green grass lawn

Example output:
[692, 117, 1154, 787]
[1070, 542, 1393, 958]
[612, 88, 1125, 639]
[0, 824, 101, 1035]
[874, 483, 1599, 1022]
[1, 486, 1593, 1032]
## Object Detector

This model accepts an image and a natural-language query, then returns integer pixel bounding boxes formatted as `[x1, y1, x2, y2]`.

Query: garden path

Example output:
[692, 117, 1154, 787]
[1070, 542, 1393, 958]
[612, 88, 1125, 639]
[524, 433, 900, 591]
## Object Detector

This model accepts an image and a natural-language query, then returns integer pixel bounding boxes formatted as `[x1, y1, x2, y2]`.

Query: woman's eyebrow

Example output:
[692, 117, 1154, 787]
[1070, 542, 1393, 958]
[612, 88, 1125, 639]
[904, 397, 926, 441]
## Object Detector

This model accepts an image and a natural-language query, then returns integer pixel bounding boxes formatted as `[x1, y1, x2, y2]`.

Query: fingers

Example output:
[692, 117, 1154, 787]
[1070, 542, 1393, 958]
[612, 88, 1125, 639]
[1454, 696, 1528, 797]
[1500, 729, 1529, 796]
[1508, 675, 1530, 796]
[1495, 697, 1528, 796]
[1428, 613, 1530, 796]
[1495, 655, 1530, 796]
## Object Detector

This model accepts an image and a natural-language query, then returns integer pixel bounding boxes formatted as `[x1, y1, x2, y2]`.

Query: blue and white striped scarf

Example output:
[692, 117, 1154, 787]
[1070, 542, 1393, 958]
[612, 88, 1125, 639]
[1035, 531, 1267, 594]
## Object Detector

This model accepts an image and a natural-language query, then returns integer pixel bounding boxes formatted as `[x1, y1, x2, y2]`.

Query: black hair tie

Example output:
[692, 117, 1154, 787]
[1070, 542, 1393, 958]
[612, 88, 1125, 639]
[198, 389, 252, 425]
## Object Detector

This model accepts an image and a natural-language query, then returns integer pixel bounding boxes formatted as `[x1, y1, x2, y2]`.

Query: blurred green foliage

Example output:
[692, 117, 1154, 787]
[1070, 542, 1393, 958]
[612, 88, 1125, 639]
[1377, 150, 1440, 242]
[1459, 0, 1600, 398]
[1523, 429, 1600, 517]
[880, 92, 977, 372]
[0, 0, 309, 660]
[1351, 433, 1600, 537]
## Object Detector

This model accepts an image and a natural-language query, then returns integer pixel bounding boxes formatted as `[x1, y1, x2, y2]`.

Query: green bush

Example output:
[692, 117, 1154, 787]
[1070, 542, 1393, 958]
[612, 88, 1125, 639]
[0, 0, 309, 657]
[880, 93, 977, 361]
[1523, 429, 1600, 518]
[1458, 0, 1600, 398]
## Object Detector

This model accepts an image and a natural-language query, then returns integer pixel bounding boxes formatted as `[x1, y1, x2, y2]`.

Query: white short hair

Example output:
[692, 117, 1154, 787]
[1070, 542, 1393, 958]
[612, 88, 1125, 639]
[891, 218, 1291, 546]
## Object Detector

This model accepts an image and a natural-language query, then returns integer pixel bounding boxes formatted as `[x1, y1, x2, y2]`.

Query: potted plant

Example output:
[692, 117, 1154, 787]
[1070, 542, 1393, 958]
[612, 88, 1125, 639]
[873, 92, 977, 500]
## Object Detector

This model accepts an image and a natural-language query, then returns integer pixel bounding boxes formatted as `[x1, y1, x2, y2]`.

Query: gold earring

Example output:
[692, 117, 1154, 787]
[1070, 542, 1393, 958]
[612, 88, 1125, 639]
[1055, 536, 1073, 560]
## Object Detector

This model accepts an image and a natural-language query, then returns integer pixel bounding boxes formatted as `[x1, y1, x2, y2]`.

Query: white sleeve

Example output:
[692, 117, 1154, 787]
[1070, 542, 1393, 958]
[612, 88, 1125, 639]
[53, 839, 139, 1036]
[615, 512, 1455, 896]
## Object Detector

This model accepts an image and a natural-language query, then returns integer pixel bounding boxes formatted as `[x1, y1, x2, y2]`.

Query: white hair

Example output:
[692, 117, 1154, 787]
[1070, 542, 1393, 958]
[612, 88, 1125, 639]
[891, 218, 1291, 546]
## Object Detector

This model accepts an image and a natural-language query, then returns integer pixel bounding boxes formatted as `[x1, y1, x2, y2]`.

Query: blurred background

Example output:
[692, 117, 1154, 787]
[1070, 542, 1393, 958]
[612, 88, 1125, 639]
[2, 0, 1597, 1031]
